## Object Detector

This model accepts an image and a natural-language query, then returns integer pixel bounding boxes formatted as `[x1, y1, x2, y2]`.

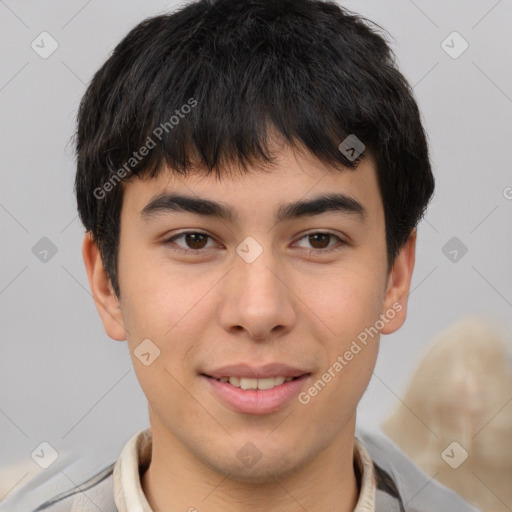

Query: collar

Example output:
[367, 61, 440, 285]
[113, 428, 376, 512]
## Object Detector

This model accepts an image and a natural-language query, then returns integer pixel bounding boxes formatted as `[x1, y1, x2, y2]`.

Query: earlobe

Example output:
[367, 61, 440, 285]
[82, 232, 126, 341]
[380, 229, 417, 335]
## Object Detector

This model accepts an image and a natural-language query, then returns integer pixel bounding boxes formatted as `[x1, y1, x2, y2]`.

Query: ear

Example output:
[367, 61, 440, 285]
[82, 232, 126, 341]
[380, 228, 417, 335]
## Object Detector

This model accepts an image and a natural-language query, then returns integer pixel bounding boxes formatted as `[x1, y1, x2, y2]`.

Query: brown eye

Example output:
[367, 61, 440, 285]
[184, 233, 209, 249]
[165, 232, 216, 253]
[294, 231, 346, 254]
[308, 233, 331, 249]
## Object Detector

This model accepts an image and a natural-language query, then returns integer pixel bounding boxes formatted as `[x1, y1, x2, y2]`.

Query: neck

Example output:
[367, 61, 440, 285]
[141, 414, 360, 512]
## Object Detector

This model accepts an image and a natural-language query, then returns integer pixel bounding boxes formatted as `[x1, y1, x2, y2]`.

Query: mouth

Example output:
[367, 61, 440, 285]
[201, 373, 311, 415]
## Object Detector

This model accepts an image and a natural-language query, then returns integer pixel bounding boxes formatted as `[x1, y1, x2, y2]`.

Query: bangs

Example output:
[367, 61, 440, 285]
[81, 1, 392, 187]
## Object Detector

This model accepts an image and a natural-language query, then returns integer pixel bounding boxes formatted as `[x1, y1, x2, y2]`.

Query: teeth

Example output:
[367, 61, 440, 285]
[216, 376, 296, 390]
[240, 378, 258, 390]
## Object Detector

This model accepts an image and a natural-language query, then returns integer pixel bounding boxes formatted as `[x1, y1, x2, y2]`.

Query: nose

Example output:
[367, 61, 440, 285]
[218, 246, 297, 341]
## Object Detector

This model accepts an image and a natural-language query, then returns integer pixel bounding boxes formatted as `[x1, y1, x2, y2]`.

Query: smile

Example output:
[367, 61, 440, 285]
[203, 374, 311, 414]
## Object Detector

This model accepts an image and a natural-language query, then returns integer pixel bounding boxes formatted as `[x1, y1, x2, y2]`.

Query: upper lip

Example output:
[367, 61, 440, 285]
[203, 363, 311, 380]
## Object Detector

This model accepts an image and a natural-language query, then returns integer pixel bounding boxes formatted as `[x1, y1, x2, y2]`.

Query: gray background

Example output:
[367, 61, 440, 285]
[1, 0, 511, 509]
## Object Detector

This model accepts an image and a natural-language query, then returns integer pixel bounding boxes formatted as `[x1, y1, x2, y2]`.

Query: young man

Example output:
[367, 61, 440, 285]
[33, 0, 480, 510]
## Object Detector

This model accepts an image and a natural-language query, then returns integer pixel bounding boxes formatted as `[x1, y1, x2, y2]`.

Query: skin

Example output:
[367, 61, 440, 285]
[83, 140, 416, 512]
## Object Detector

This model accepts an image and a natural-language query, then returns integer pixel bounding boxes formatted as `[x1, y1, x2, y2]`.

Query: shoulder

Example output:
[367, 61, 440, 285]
[34, 463, 116, 512]
[4, 462, 117, 512]
[355, 426, 482, 512]
[8, 428, 150, 512]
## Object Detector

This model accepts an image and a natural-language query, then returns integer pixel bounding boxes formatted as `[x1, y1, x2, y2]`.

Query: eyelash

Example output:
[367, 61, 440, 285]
[163, 231, 346, 256]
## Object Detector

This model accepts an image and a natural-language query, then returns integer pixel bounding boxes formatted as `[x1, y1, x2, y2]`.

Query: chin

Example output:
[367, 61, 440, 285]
[225, 463, 300, 485]
[205, 449, 307, 485]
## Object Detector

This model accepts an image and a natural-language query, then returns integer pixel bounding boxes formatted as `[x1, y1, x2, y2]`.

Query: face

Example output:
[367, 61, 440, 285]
[84, 142, 415, 483]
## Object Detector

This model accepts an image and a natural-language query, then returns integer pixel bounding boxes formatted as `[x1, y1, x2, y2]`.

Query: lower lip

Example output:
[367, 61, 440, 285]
[203, 375, 311, 415]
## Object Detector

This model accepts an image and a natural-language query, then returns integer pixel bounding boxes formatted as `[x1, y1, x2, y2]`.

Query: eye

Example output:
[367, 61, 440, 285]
[163, 230, 346, 255]
[164, 231, 218, 253]
[294, 232, 345, 253]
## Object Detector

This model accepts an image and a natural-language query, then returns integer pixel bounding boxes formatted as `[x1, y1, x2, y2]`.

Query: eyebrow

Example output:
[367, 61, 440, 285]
[140, 192, 367, 223]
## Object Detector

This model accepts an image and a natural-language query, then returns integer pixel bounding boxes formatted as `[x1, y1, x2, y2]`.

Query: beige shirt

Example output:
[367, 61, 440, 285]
[113, 428, 376, 512]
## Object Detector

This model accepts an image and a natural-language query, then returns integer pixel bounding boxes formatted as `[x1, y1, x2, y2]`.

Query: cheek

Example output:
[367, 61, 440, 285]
[119, 258, 219, 382]
[298, 266, 385, 340]
[120, 281, 201, 418]
[119, 248, 201, 337]
[295, 266, 383, 399]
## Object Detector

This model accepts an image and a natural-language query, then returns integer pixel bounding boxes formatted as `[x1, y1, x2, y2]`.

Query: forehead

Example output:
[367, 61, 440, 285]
[121, 144, 383, 224]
